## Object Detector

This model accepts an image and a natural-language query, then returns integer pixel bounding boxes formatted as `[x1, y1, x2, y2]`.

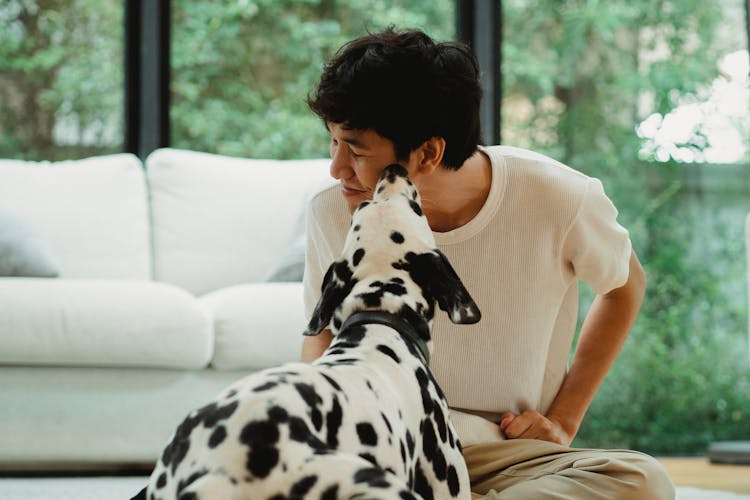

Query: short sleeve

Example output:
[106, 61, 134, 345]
[562, 178, 632, 294]
[302, 200, 327, 320]
[301, 187, 351, 320]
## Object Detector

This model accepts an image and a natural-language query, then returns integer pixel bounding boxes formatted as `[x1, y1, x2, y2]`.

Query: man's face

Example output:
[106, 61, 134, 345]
[327, 122, 408, 213]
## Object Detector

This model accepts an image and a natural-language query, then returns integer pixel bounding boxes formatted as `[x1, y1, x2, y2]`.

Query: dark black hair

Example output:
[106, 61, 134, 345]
[307, 27, 483, 170]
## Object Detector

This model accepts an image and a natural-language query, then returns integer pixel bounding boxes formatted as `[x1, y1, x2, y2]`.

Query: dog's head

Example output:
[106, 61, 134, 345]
[305, 164, 481, 348]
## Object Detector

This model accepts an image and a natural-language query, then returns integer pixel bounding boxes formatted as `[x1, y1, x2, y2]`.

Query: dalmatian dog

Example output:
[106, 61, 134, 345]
[134, 164, 480, 500]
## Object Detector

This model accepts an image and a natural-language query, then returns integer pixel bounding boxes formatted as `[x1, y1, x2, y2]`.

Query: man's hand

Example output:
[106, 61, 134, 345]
[499, 410, 573, 446]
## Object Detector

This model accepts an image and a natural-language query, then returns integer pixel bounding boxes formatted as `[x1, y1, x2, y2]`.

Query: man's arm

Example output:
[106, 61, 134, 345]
[301, 328, 334, 363]
[501, 249, 646, 445]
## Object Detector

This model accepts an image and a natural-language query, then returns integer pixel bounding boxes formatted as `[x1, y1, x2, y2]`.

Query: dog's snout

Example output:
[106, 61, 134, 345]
[375, 164, 417, 202]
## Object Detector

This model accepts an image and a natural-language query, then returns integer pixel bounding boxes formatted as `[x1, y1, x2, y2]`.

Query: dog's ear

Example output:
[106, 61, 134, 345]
[397, 251, 481, 325]
[304, 260, 357, 336]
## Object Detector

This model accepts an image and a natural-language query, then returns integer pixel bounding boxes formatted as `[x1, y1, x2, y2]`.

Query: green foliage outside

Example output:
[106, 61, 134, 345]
[501, 0, 750, 454]
[1, 0, 748, 455]
[170, 0, 454, 159]
[0, 0, 122, 160]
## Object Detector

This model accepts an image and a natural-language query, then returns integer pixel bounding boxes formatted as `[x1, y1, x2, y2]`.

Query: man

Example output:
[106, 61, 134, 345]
[301, 27, 674, 499]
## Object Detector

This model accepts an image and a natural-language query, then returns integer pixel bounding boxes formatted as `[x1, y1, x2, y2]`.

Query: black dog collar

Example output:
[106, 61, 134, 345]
[340, 311, 430, 365]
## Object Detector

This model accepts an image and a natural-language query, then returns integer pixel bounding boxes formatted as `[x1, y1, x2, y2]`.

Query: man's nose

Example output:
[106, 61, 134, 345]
[330, 148, 353, 180]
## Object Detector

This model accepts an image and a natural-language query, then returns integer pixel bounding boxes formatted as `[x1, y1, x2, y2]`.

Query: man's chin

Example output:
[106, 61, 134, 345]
[342, 192, 369, 213]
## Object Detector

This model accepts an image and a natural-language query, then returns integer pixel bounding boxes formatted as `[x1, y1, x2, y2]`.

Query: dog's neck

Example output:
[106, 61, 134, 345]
[339, 310, 431, 365]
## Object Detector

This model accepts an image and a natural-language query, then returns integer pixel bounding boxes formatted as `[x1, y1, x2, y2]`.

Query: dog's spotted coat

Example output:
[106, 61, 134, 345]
[135, 164, 481, 500]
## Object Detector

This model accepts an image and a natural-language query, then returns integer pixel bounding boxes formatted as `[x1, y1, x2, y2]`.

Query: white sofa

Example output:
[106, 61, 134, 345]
[0, 149, 333, 467]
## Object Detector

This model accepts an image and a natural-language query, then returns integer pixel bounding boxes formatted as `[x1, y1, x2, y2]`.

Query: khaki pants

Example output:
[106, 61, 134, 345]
[464, 439, 675, 499]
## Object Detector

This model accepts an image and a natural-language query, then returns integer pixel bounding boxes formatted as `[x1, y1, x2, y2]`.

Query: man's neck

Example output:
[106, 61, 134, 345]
[419, 150, 492, 233]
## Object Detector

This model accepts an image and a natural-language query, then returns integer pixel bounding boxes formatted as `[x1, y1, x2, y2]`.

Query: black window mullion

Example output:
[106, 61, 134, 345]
[124, 0, 170, 160]
[457, 0, 502, 145]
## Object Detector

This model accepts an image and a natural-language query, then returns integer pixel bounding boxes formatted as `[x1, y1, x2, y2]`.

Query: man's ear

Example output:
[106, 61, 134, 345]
[304, 260, 357, 336]
[397, 251, 481, 325]
[413, 136, 446, 176]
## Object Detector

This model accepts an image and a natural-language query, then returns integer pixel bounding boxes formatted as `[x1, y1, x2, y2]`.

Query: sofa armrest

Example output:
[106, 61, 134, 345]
[200, 283, 307, 370]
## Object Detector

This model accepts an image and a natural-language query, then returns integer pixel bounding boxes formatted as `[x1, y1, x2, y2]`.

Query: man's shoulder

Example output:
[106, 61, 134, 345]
[483, 145, 590, 182]
[307, 181, 351, 237]
[308, 181, 346, 215]
[482, 145, 594, 200]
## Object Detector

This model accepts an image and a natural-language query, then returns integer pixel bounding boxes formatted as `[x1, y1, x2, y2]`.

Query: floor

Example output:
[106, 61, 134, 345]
[0, 458, 746, 499]
[659, 457, 750, 494]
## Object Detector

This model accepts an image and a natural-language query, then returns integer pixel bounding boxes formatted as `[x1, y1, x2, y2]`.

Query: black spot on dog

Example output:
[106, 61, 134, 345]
[326, 396, 343, 448]
[177, 469, 208, 495]
[288, 416, 326, 451]
[432, 447, 447, 480]
[239, 420, 279, 447]
[156, 472, 167, 489]
[356, 422, 378, 446]
[204, 400, 239, 427]
[413, 462, 435, 500]
[290, 475, 318, 497]
[422, 419, 437, 457]
[353, 224, 361, 232]
[390, 231, 405, 244]
[376, 344, 401, 363]
[359, 281, 408, 307]
[406, 431, 416, 457]
[268, 405, 289, 423]
[447, 465, 461, 496]
[358, 290, 384, 307]
[359, 452, 378, 465]
[409, 200, 423, 217]
[253, 381, 277, 392]
[354, 467, 390, 488]
[381, 412, 393, 433]
[352, 248, 365, 266]
[400, 491, 420, 500]
[358, 201, 371, 210]
[338, 324, 366, 343]
[433, 404, 447, 443]
[247, 445, 278, 478]
[208, 425, 227, 448]
[321, 484, 339, 500]
[320, 373, 342, 392]
[415, 368, 434, 414]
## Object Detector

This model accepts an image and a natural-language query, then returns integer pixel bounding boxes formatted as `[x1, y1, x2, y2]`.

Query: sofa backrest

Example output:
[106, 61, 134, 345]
[146, 148, 332, 296]
[0, 154, 151, 279]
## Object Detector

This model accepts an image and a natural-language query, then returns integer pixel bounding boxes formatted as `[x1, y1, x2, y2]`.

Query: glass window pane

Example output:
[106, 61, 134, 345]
[503, 0, 750, 454]
[0, 1, 123, 161]
[170, 1, 455, 159]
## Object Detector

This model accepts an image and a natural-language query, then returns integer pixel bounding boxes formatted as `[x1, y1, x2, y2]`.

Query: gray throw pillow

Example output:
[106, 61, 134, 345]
[0, 210, 61, 277]
[265, 233, 306, 282]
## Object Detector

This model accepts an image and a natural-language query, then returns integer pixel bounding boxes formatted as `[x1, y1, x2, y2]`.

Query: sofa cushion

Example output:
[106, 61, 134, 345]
[200, 283, 306, 370]
[0, 279, 212, 369]
[146, 148, 332, 295]
[0, 154, 151, 280]
[0, 210, 60, 277]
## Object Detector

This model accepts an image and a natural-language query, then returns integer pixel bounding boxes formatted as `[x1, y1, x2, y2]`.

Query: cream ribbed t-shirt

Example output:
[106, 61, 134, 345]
[302, 145, 632, 445]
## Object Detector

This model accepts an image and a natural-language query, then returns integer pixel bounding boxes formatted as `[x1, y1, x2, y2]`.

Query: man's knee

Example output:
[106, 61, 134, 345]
[616, 452, 675, 500]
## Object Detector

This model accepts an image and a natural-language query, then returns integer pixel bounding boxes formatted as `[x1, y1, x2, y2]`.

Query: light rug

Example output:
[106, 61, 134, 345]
[0, 478, 747, 499]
